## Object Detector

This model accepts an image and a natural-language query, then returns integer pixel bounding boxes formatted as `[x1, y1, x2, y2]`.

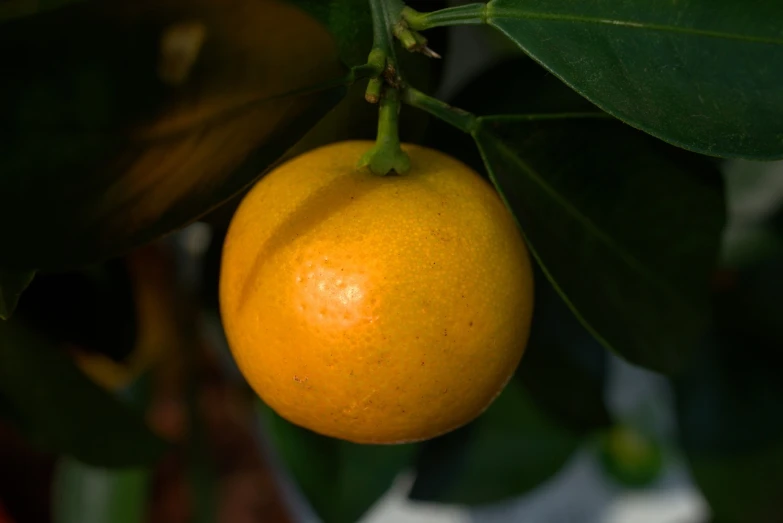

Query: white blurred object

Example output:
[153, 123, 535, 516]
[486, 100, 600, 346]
[363, 473, 469, 523]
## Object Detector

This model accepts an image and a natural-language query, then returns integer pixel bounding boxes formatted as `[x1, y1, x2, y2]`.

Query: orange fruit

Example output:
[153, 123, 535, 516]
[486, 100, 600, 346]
[219, 141, 534, 443]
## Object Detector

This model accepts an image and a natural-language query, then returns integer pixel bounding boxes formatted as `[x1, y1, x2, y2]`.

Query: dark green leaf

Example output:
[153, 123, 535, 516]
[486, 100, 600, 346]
[0, 320, 167, 467]
[485, 0, 783, 159]
[258, 404, 415, 523]
[474, 115, 725, 373]
[0, 269, 35, 320]
[52, 458, 151, 523]
[409, 378, 579, 505]
[516, 266, 611, 434]
[0, 0, 346, 270]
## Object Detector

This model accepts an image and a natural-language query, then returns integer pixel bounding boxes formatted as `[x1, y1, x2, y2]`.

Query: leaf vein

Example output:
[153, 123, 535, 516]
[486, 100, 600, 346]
[475, 119, 692, 309]
[487, 5, 783, 46]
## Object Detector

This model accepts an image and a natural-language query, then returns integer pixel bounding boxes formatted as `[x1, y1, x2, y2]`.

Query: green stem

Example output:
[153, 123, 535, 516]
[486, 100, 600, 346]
[360, 0, 411, 175]
[359, 89, 411, 174]
[350, 62, 384, 82]
[369, 0, 405, 65]
[401, 86, 478, 135]
[402, 3, 487, 31]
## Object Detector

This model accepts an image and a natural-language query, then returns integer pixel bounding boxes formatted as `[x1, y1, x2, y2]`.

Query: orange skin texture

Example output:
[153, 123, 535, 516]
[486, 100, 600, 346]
[219, 141, 534, 444]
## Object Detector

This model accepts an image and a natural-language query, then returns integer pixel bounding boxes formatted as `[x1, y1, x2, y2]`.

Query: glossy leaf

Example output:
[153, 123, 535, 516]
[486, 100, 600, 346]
[516, 266, 611, 434]
[409, 378, 579, 505]
[0, 270, 35, 320]
[0, 320, 167, 467]
[52, 458, 151, 523]
[0, 0, 345, 270]
[474, 115, 725, 374]
[258, 404, 415, 523]
[483, 0, 783, 159]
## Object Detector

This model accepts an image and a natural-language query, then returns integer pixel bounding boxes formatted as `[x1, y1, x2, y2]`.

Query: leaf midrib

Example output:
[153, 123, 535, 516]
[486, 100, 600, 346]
[488, 2, 783, 46]
[474, 116, 697, 314]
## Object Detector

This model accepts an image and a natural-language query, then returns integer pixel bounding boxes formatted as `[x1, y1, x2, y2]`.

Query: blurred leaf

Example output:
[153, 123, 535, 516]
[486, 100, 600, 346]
[0, 0, 346, 270]
[0, 320, 167, 467]
[259, 404, 415, 523]
[482, 0, 783, 159]
[52, 458, 151, 523]
[516, 266, 611, 434]
[423, 55, 601, 178]
[409, 378, 579, 505]
[474, 115, 725, 374]
[598, 424, 664, 488]
[675, 260, 783, 523]
[0, 270, 35, 320]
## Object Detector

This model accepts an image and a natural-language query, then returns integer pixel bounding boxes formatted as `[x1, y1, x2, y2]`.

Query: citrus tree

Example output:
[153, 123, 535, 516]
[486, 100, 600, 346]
[1, 0, 782, 521]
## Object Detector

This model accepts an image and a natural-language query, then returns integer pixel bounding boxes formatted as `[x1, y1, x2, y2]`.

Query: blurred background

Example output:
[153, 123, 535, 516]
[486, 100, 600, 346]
[2, 3, 782, 523]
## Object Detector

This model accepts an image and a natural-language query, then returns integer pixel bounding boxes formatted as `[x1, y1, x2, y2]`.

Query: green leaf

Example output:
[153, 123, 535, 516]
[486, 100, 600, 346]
[516, 266, 611, 434]
[259, 404, 415, 523]
[52, 458, 151, 523]
[409, 378, 579, 505]
[483, 0, 783, 159]
[0, 269, 35, 320]
[0, 0, 346, 270]
[474, 115, 726, 374]
[0, 320, 167, 467]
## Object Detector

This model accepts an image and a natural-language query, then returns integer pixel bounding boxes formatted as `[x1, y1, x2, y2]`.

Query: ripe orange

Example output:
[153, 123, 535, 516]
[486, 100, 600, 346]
[219, 141, 534, 444]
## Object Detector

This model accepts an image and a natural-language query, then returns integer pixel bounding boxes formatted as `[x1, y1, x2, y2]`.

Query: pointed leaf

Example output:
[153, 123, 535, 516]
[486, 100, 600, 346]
[0, 320, 167, 467]
[0, 0, 345, 270]
[258, 404, 415, 523]
[484, 0, 783, 158]
[409, 378, 579, 505]
[474, 115, 725, 373]
[0, 270, 34, 320]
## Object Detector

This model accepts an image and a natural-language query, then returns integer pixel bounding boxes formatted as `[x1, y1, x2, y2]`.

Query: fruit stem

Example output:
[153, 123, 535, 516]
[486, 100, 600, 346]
[401, 3, 488, 31]
[358, 88, 411, 175]
[401, 86, 478, 135]
[360, 0, 411, 175]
